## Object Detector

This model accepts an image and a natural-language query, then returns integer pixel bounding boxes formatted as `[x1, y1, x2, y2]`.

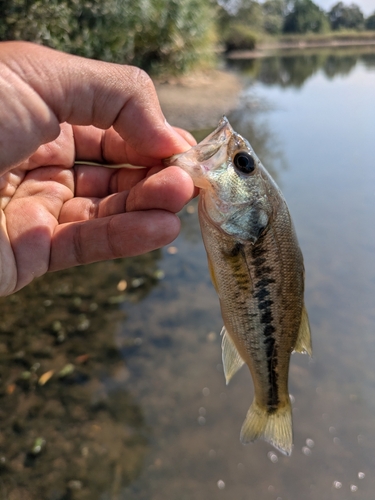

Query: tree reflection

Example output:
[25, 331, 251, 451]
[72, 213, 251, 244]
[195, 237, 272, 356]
[228, 109, 288, 183]
[228, 53, 325, 88]
[323, 54, 357, 79]
[0, 253, 164, 499]
[227, 46, 375, 88]
[361, 52, 375, 69]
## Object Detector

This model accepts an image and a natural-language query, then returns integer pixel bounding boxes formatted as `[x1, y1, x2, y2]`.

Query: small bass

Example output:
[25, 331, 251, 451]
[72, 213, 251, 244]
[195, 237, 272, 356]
[165, 117, 311, 456]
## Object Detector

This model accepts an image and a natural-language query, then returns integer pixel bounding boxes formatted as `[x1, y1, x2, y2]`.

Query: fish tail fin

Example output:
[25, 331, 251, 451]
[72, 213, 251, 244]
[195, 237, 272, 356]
[240, 399, 293, 456]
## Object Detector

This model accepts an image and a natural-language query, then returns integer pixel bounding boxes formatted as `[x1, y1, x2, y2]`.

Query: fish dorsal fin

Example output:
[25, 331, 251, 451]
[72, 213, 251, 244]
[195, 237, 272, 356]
[221, 326, 245, 385]
[293, 305, 312, 356]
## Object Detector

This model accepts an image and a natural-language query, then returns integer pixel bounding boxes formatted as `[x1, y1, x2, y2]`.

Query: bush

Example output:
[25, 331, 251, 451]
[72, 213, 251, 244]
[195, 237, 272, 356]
[0, 0, 217, 74]
[223, 23, 258, 51]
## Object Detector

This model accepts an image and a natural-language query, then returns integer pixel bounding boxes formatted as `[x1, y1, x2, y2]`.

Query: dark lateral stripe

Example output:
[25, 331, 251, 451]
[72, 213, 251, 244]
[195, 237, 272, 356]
[230, 242, 243, 257]
[252, 242, 279, 412]
[255, 277, 276, 288]
[223, 243, 250, 292]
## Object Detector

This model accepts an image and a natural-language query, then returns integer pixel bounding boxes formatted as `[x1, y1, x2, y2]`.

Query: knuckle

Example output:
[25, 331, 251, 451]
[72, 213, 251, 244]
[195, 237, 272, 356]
[106, 216, 122, 259]
[126, 66, 156, 95]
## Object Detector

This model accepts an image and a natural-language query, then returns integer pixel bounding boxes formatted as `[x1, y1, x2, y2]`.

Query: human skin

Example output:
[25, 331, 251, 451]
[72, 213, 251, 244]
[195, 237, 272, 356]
[0, 41, 196, 296]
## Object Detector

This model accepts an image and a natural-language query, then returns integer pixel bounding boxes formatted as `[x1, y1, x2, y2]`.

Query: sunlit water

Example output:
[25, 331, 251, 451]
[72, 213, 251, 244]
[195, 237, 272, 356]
[0, 48, 374, 500]
[123, 49, 375, 500]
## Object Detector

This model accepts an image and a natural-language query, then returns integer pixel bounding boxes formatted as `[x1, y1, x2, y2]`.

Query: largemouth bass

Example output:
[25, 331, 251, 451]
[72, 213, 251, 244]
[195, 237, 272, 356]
[165, 117, 311, 456]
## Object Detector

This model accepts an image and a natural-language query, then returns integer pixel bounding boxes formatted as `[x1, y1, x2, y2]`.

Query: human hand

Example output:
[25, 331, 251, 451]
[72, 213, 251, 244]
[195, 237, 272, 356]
[0, 42, 196, 296]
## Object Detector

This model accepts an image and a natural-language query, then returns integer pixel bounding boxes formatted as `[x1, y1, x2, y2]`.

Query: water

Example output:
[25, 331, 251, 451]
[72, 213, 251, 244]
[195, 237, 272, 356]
[0, 47, 375, 499]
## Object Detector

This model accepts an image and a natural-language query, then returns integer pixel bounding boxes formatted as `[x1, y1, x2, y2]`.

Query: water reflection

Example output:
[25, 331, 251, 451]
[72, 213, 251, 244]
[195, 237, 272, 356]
[227, 109, 287, 183]
[1, 46, 375, 500]
[0, 254, 164, 499]
[228, 46, 375, 88]
[123, 47, 375, 500]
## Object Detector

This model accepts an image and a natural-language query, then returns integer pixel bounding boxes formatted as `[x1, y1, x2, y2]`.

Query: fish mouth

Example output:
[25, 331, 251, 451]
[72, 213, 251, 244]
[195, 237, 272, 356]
[163, 116, 233, 189]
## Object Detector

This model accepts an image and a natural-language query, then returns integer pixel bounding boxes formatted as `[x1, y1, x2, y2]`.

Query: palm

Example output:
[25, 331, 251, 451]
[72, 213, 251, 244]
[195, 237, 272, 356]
[0, 124, 194, 295]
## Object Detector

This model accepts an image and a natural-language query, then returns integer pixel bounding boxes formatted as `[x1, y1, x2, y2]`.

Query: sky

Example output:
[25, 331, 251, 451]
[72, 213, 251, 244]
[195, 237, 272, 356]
[313, 0, 374, 16]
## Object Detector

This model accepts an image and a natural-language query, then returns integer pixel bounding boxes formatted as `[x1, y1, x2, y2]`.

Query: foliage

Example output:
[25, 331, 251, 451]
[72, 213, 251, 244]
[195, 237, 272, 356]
[328, 2, 364, 30]
[283, 0, 330, 33]
[235, 0, 265, 31]
[220, 0, 354, 37]
[219, 0, 288, 39]
[0, 0, 217, 74]
[222, 23, 258, 51]
[366, 12, 375, 30]
[217, 1, 260, 51]
[262, 0, 288, 34]
[0, 0, 72, 46]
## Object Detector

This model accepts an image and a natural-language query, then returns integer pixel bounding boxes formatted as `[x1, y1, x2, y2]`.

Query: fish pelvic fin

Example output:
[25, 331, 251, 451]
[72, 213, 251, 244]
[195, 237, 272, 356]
[221, 326, 245, 385]
[240, 399, 293, 456]
[293, 305, 312, 357]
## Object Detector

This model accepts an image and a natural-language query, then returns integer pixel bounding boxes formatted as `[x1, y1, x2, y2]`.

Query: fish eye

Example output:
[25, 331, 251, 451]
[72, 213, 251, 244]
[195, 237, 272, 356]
[233, 152, 255, 175]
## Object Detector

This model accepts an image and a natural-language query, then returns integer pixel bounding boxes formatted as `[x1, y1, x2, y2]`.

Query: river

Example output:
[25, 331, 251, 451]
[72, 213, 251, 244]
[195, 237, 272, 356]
[0, 46, 374, 500]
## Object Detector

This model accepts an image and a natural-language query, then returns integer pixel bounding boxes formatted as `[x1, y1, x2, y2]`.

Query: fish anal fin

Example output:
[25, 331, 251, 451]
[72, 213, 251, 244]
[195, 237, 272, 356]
[221, 326, 245, 385]
[293, 305, 312, 357]
[240, 399, 293, 456]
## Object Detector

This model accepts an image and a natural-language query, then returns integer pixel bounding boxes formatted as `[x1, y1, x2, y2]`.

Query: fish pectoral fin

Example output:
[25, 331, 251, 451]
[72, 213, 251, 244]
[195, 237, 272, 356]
[240, 399, 293, 456]
[293, 305, 312, 357]
[221, 326, 245, 385]
[207, 255, 219, 294]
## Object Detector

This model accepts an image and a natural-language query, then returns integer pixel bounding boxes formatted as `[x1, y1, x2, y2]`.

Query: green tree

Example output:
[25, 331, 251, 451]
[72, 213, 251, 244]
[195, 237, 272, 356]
[262, 0, 288, 34]
[283, 0, 330, 33]
[365, 11, 375, 30]
[328, 2, 365, 30]
[236, 0, 265, 30]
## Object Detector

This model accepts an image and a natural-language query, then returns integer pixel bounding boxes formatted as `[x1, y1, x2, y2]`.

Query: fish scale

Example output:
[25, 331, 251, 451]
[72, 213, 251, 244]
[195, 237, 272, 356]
[164, 117, 312, 455]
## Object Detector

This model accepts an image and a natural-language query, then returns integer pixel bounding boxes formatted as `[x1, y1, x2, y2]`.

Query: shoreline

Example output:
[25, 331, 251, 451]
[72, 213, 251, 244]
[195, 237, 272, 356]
[154, 40, 375, 131]
[228, 37, 375, 59]
[154, 69, 243, 131]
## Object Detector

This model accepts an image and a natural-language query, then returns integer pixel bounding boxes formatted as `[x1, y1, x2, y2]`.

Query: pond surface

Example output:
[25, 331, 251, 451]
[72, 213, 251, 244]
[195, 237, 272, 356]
[1, 47, 375, 499]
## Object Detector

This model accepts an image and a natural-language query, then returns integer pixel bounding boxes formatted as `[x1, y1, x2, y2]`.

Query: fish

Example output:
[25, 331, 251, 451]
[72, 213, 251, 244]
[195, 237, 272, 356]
[164, 116, 311, 456]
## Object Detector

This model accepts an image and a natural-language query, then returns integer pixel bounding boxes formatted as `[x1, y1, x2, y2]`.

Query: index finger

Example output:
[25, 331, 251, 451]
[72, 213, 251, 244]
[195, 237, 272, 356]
[0, 42, 192, 172]
[72, 124, 196, 167]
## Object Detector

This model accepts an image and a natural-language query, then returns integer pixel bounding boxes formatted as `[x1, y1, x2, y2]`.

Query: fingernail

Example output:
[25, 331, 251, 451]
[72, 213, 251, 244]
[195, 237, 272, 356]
[181, 130, 196, 146]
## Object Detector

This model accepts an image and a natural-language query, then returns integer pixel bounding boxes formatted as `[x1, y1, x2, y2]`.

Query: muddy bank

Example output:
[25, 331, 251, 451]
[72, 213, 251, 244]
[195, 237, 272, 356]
[154, 69, 243, 131]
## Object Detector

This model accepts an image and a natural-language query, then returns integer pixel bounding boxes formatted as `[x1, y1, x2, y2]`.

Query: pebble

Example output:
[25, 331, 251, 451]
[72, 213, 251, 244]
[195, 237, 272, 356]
[267, 452, 278, 463]
[167, 246, 178, 254]
[217, 480, 225, 490]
